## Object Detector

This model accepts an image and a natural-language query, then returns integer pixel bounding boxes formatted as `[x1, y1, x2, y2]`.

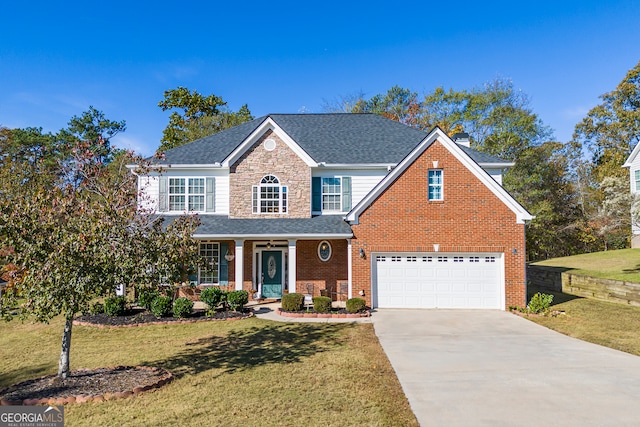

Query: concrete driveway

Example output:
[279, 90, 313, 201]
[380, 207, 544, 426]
[372, 309, 640, 427]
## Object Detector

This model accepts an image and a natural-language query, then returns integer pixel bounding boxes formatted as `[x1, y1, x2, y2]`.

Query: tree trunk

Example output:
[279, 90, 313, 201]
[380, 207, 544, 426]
[58, 314, 73, 379]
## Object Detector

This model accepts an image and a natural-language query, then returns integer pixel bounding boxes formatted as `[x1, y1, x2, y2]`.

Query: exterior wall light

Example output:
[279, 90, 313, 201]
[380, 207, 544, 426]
[359, 248, 366, 259]
[358, 289, 365, 296]
[224, 250, 235, 262]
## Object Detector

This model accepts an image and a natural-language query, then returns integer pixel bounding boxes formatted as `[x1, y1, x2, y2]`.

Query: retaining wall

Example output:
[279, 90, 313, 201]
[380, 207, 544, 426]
[528, 265, 640, 307]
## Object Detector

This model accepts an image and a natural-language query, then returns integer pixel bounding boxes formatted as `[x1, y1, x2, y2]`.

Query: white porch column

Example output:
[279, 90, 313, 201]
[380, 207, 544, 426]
[347, 239, 353, 299]
[288, 239, 297, 294]
[235, 240, 244, 291]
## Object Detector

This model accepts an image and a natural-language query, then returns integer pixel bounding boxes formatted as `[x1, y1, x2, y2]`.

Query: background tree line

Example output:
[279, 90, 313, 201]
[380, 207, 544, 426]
[0, 61, 638, 376]
[321, 61, 640, 260]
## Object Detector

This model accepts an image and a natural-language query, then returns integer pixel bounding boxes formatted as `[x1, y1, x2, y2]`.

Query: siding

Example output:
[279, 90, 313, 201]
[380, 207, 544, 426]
[139, 169, 230, 215]
[312, 169, 388, 214]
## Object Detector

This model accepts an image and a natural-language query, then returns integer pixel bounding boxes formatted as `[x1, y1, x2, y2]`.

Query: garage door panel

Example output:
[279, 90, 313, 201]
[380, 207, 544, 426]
[374, 253, 502, 309]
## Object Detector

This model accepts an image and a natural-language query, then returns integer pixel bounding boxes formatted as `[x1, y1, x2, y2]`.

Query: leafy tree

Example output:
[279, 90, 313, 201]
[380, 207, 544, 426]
[158, 87, 253, 152]
[0, 110, 200, 379]
[581, 176, 636, 251]
[570, 60, 640, 250]
[573, 59, 640, 183]
[0, 127, 59, 187]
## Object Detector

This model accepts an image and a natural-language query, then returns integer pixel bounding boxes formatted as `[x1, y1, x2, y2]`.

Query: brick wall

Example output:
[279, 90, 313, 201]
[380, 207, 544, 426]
[229, 239, 348, 298]
[351, 139, 527, 308]
[229, 129, 311, 218]
[295, 239, 348, 297]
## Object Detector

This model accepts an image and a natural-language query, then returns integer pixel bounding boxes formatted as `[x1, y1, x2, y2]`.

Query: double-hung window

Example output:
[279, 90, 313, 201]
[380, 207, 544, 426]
[252, 175, 287, 214]
[312, 176, 352, 213]
[322, 178, 342, 211]
[168, 178, 205, 211]
[199, 242, 219, 284]
[635, 170, 640, 192]
[428, 169, 443, 201]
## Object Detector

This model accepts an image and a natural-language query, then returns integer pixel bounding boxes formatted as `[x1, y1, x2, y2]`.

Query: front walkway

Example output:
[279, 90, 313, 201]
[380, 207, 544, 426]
[249, 301, 372, 323]
[372, 309, 640, 427]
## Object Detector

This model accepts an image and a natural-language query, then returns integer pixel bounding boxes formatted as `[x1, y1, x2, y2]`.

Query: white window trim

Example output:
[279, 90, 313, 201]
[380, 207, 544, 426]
[169, 177, 206, 212]
[252, 175, 288, 214]
[635, 170, 640, 192]
[321, 177, 343, 213]
[428, 169, 444, 201]
[199, 241, 220, 285]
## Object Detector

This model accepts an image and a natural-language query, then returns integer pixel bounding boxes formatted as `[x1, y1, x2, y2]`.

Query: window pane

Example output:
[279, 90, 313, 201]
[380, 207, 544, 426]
[260, 186, 280, 212]
[322, 177, 342, 210]
[189, 178, 205, 194]
[199, 242, 219, 284]
[169, 195, 185, 211]
[189, 195, 204, 211]
[428, 170, 443, 201]
[169, 178, 185, 194]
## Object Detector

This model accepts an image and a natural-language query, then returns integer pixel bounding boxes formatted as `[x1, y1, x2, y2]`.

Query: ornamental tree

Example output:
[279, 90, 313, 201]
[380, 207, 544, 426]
[0, 109, 200, 379]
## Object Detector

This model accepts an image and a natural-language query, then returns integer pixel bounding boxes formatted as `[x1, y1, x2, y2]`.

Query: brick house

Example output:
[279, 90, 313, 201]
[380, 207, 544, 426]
[134, 114, 532, 309]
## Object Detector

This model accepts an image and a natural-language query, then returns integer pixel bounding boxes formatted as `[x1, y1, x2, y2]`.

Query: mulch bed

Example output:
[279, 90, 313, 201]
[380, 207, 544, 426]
[74, 308, 252, 327]
[0, 308, 254, 406]
[0, 366, 173, 405]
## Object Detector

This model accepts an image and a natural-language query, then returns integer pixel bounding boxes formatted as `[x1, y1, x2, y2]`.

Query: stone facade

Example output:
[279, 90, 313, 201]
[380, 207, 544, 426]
[229, 129, 311, 218]
[350, 138, 527, 308]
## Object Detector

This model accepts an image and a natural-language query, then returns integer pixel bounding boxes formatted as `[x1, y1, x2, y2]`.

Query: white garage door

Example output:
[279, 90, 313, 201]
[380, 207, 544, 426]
[373, 253, 503, 309]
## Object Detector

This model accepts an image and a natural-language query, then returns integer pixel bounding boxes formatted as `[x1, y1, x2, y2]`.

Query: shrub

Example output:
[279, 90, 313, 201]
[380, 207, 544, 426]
[104, 296, 127, 317]
[346, 298, 366, 313]
[313, 296, 332, 313]
[527, 292, 554, 314]
[200, 286, 226, 311]
[137, 288, 160, 311]
[282, 293, 304, 311]
[227, 290, 249, 312]
[89, 301, 104, 315]
[173, 297, 194, 318]
[150, 295, 173, 318]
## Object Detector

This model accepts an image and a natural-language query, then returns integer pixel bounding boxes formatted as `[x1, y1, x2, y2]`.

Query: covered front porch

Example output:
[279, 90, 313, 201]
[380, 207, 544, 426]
[186, 215, 354, 303]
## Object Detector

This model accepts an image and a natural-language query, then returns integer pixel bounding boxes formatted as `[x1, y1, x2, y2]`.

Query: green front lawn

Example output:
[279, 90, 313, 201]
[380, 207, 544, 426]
[527, 287, 640, 357]
[0, 317, 418, 427]
[530, 248, 640, 282]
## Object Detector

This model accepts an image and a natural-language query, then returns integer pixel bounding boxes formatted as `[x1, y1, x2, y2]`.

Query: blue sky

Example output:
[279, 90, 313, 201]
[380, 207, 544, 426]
[1, 0, 639, 156]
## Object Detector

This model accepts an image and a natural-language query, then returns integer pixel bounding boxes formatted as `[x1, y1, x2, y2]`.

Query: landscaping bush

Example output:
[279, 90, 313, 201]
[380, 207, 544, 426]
[313, 296, 331, 313]
[173, 297, 194, 318]
[227, 290, 249, 312]
[346, 298, 366, 313]
[527, 292, 554, 314]
[200, 286, 226, 311]
[282, 293, 304, 311]
[137, 288, 160, 311]
[104, 296, 127, 317]
[89, 301, 104, 315]
[150, 295, 173, 318]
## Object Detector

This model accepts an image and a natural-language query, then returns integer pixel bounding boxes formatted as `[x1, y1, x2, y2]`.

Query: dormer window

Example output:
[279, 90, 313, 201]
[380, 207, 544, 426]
[252, 175, 288, 214]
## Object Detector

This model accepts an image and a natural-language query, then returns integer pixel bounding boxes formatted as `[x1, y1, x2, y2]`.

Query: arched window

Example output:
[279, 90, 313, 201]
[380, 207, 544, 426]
[252, 175, 288, 214]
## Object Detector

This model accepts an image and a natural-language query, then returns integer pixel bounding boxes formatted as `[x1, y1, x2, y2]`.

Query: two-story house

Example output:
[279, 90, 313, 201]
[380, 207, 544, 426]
[134, 114, 532, 309]
[623, 146, 640, 247]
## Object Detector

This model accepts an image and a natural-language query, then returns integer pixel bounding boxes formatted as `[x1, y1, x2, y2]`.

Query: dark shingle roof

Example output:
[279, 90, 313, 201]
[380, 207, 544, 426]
[163, 214, 353, 238]
[155, 114, 510, 166]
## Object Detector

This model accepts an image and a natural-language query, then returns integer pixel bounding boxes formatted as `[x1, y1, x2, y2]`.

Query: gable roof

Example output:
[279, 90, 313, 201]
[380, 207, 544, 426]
[346, 127, 534, 224]
[152, 114, 511, 167]
[623, 142, 640, 167]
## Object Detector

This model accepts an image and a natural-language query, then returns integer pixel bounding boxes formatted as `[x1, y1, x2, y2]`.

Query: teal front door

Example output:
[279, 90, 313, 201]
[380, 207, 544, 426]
[261, 251, 283, 298]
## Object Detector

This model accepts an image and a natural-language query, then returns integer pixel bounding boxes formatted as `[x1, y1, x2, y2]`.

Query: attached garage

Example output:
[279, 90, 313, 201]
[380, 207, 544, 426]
[372, 253, 504, 309]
